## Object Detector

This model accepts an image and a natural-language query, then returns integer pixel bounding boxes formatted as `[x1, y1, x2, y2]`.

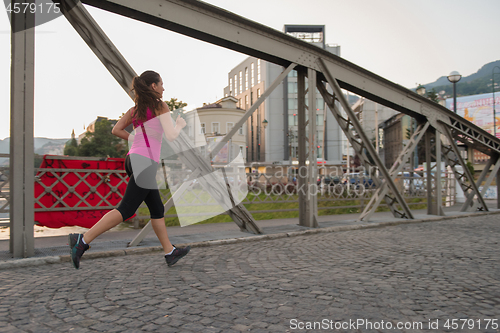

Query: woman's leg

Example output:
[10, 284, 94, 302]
[144, 188, 174, 254]
[83, 158, 149, 244]
[151, 218, 174, 254]
[83, 209, 123, 244]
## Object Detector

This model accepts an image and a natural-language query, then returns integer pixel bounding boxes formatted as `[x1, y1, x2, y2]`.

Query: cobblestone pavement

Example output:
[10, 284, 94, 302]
[0, 215, 499, 333]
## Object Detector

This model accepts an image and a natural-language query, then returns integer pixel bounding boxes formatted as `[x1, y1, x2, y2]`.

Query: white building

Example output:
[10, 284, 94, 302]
[185, 96, 247, 162]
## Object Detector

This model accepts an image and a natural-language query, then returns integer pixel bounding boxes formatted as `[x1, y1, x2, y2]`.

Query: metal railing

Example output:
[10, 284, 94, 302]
[147, 170, 457, 220]
[0, 158, 458, 224]
[0, 154, 9, 227]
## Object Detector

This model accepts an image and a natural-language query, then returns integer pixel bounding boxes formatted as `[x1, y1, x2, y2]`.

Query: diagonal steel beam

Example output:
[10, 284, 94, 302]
[440, 123, 488, 212]
[317, 78, 403, 218]
[459, 153, 494, 210]
[359, 122, 430, 221]
[479, 156, 500, 199]
[317, 58, 414, 219]
[60, 0, 136, 98]
[211, 63, 296, 157]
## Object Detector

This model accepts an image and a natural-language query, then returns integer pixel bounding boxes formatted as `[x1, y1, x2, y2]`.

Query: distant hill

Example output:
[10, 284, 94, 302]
[0, 137, 70, 166]
[416, 60, 500, 98]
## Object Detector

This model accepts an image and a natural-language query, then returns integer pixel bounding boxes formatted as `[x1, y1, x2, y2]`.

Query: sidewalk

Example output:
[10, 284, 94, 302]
[1, 202, 499, 267]
[1, 212, 499, 332]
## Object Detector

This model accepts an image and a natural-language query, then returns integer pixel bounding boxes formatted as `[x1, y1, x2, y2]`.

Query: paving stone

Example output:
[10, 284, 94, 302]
[1, 216, 500, 333]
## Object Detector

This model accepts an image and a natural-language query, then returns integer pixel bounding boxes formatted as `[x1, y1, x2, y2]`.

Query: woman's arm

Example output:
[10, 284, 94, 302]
[112, 108, 134, 140]
[158, 102, 186, 141]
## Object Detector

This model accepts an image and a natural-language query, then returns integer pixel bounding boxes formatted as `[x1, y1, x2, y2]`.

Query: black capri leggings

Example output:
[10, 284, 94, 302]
[116, 154, 165, 221]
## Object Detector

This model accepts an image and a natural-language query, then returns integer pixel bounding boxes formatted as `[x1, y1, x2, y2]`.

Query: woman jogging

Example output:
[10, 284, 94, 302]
[69, 70, 190, 269]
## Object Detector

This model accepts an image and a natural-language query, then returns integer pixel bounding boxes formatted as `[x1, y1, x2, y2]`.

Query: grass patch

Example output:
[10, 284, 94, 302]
[133, 190, 428, 227]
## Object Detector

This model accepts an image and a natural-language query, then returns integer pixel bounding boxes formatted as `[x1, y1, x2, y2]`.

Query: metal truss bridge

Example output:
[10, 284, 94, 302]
[8, 0, 500, 257]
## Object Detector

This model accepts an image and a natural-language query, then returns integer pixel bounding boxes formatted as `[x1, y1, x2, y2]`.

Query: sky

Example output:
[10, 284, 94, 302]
[1, 0, 499, 140]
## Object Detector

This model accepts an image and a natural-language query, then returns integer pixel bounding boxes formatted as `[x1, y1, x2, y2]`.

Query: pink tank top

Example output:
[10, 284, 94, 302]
[128, 108, 162, 163]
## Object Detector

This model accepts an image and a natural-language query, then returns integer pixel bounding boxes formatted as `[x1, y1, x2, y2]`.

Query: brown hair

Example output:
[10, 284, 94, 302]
[131, 70, 162, 121]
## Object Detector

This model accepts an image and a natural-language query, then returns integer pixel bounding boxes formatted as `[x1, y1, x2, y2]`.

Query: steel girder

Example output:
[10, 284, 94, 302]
[74, 0, 500, 216]
[317, 59, 414, 220]
[74, 0, 500, 215]
[359, 122, 430, 221]
[317, 80, 405, 219]
[80, 0, 500, 158]
[59, 0, 136, 97]
[439, 124, 488, 212]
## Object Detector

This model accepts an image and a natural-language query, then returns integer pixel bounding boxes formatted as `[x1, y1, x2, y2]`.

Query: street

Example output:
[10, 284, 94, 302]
[0, 215, 499, 332]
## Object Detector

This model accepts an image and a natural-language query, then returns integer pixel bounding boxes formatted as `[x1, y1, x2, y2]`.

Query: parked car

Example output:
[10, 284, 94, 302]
[342, 173, 374, 187]
[317, 176, 341, 186]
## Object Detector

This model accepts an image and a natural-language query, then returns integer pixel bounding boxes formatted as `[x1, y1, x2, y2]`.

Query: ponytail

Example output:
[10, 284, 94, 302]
[131, 70, 162, 121]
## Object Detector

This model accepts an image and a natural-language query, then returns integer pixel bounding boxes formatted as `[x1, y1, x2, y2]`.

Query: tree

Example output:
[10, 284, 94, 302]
[426, 88, 439, 103]
[165, 97, 187, 111]
[64, 138, 79, 156]
[78, 120, 128, 158]
[165, 98, 188, 120]
[34, 154, 44, 169]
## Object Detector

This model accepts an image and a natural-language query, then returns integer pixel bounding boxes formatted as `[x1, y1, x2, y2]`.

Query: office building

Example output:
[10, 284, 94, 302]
[223, 25, 343, 166]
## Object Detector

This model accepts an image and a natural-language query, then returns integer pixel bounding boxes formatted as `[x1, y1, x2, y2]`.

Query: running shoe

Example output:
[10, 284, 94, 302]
[165, 245, 191, 267]
[69, 233, 90, 269]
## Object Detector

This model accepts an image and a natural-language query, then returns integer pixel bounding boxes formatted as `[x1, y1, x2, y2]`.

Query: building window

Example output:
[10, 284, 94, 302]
[288, 98, 298, 110]
[229, 78, 233, 95]
[239, 145, 244, 156]
[316, 97, 324, 109]
[245, 67, 248, 92]
[200, 123, 206, 134]
[227, 122, 234, 134]
[251, 62, 254, 87]
[212, 122, 220, 134]
[288, 82, 297, 94]
[257, 59, 261, 83]
[245, 95, 248, 108]
[316, 114, 324, 125]
[239, 71, 242, 95]
[238, 98, 242, 108]
[257, 88, 261, 99]
[239, 126, 243, 135]
[234, 74, 237, 95]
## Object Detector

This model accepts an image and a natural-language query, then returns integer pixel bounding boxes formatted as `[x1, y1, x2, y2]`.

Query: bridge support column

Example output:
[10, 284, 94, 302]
[10, 2, 35, 258]
[425, 128, 444, 216]
[297, 69, 319, 228]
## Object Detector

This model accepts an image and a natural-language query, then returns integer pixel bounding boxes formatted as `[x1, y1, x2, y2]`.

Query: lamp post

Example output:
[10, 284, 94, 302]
[447, 71, 462, 114]
[493, 66, 500, 137]
[257, 119, 268, 161]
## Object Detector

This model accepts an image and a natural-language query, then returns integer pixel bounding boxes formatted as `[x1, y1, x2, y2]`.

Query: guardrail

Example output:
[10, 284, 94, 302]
[0, 156, 457, 224]
[0, 154, 9, 227]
